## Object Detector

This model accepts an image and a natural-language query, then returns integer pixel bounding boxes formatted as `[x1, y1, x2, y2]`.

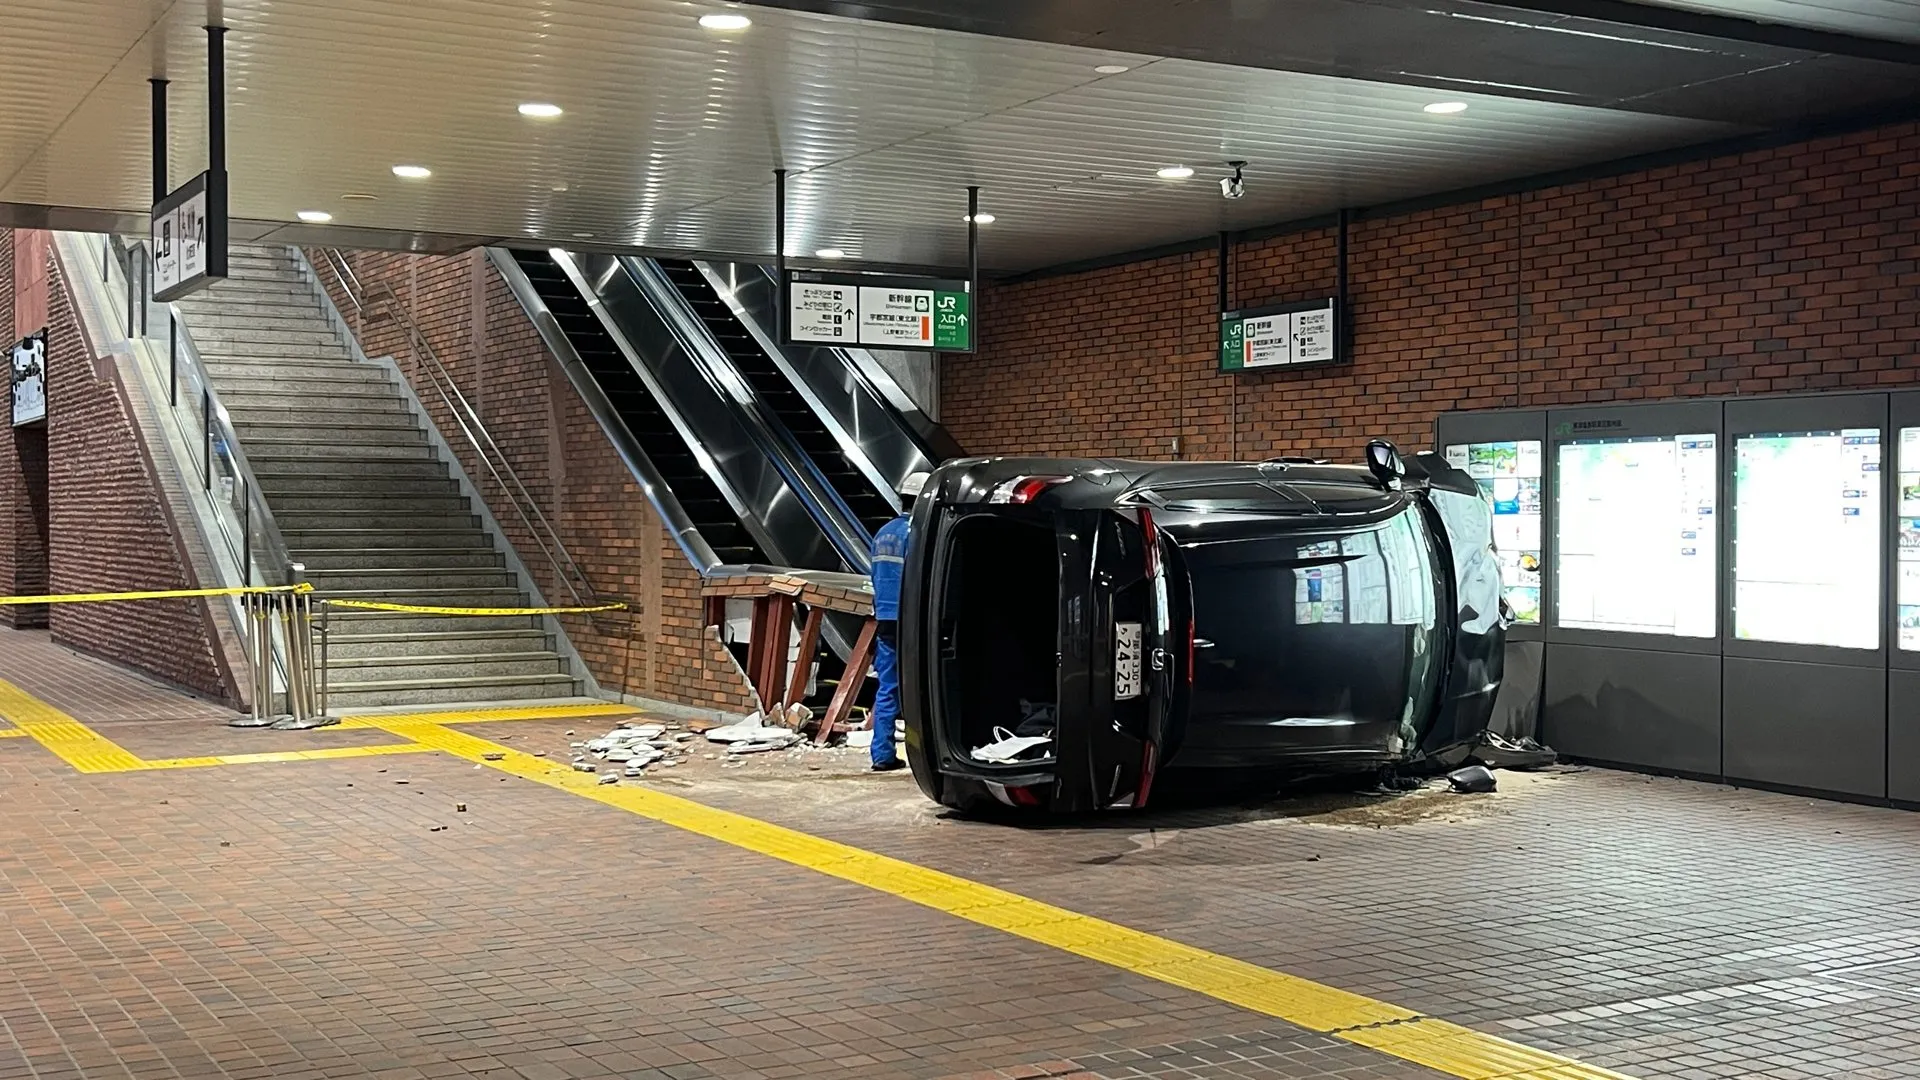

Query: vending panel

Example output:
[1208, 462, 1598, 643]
[1544, 400, 1724, 777]
[1721, 394, 1888, 799]
[1887, 391, 1920, 804]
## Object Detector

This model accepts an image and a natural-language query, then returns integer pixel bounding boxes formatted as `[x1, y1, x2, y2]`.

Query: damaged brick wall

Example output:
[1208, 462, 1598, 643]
[314, 249, 757, 713]
[946, 122, 1920, 461]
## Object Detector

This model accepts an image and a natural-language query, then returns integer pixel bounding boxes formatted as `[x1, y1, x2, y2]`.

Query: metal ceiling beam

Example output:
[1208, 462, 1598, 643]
[1486, 0, 1920, 66]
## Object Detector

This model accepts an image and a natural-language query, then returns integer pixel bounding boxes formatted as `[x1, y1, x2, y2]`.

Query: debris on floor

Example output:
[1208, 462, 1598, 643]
[1446, 764, 1498, 794]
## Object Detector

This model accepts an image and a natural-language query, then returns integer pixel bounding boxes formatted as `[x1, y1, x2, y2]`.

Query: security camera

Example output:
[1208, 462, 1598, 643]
[1221, 161, 1247, 200]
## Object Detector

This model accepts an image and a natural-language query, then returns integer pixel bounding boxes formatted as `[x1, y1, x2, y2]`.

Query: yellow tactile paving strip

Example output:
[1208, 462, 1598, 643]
[0, 676, 1636, 1080]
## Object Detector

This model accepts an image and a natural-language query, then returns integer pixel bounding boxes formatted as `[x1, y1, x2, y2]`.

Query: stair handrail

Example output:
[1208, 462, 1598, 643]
[314, 247, 598, 609]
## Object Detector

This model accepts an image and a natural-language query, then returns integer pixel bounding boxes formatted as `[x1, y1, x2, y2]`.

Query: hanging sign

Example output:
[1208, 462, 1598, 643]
[1220, 297, 1339, 372]
[786, 271, 972, 352]
[151, 170, 228, 302]
[10, 330, 46, 427]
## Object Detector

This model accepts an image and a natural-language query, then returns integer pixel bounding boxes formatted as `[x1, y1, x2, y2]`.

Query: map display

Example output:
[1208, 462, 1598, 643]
[1733, 430, 1880, 650]
[1555, 434, 1717, 636]
[1443, 440, 1543, 623]
[1902, 428, 1920, 651]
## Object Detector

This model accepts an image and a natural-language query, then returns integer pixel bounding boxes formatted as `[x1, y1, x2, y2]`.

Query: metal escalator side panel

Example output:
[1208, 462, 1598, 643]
[556, 250, 852, 575]
[614, 255, 872, 573]
[486, 247, 725, 576]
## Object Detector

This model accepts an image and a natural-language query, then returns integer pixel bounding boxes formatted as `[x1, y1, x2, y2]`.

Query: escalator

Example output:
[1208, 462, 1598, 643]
[653, 258, 898, 538]
[505, 250, 764, 566]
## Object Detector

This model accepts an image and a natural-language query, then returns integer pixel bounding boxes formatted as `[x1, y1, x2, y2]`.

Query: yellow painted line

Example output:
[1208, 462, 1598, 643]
[0, 729, 27, 739]
[139, 743, 435, 770]
[334, 703, 639, 729]
[0, 677, 148, 772]
[372, 715, 1637, 1080]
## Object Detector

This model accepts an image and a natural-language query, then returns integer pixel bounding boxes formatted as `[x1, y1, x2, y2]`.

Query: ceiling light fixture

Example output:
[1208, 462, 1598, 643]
[391, 164, 432, 179]
[573, 232, 595, 238]
[296, 210, 332, 223]
[340, 193, 378, 201]
[1156, 165, 1194, 180]
[1423, 101, 1469, 114]
[518, 102, 563, 118]
[814, 248, 845, 259]
[966, 213, 996, 225]
[1094, 64, 1130, 74]
[698, 13, 752, 30]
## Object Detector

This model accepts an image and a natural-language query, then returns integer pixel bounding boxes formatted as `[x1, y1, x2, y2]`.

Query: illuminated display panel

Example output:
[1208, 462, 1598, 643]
[1443, 440, 1543, 623]
[1733, 429, 1882, 650]
[1555, 434, 1717, 637]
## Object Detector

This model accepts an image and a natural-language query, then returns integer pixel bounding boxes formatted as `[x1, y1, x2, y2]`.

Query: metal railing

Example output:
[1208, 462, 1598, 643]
[314, 247, 603, 611]
[85, 234, 322, 726]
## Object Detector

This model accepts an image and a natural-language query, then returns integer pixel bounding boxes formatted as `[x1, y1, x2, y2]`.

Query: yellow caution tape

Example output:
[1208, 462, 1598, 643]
[323, 599, 627, 616]
[0, 582, 313, 606]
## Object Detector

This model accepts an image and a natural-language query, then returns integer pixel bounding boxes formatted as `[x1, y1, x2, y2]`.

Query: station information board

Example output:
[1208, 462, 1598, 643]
[151, 170, 227, 302]
[785, 271, 971, 352]
[1728, 429, 1882, 650]
[1219, 298, 1338, 372]
[1444, 439, 1543, 623]
[1555, 434, 1717, 637]
[1902, 428, 1920, 651]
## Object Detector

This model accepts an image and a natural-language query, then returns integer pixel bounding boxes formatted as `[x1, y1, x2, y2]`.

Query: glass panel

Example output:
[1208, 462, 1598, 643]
[1900, 428, 1920, 651]
[1555, 434, 1717, 637]
[1443, 439, 1544, 623]
[1733, 429, 1881, 649]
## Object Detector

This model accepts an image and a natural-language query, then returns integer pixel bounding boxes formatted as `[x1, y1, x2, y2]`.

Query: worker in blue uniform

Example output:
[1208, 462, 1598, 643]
[868, 472, 929, 772]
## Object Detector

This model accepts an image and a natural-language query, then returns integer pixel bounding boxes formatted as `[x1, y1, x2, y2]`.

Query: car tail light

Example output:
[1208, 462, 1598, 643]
[989, 475, 1070, 505]
[1138, 508, 1162, 576]
[1006, 785, 1042, 807]
[1136, 741, 1158, 809]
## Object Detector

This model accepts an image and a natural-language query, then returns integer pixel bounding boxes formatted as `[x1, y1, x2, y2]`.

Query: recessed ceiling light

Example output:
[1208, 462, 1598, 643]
[1423, 101, 1469, 114]
[1156, 165, 1194, 180]
[550, 182, 570, 193]
[296, 210, 332, 223]
[965, 213, 996, 225]
[1094, 64, 1130, 74]
[815, 248, 845, 259]
[340, 193, 378, 201]
[572, 232, 595, 238]
[518, 102, 563, 118]
[698, 13, 752, 30]
[391, 164, 432, 179]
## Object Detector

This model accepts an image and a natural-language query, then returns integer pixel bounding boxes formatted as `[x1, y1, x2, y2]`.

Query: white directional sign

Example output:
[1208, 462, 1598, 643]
[151, 171, 226, 302]
[785, 271, 972, 351]
[1220, 298, 1339, 371]
[789, 282, 857, 342]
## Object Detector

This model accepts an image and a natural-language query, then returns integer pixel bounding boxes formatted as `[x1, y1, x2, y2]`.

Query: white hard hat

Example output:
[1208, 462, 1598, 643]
[898, 471, 931, 499]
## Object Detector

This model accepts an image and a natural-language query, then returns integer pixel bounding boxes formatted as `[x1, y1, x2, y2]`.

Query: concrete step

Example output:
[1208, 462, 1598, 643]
[275, 509, 481, 532]
[220, 390, 408, 417]
[269, 493, 474, 515]
[299, 546, 500, 571]
[193, 341, 354, 361]
[207, 370, 395, 394]
[258, 474, 457, 497]
[252, 457, 451, 481]
[328, 652, 567, 682]
[246, 441, 438, 462]
[234, 417, 425, 442]
[284, 527, 479, 550]
[307, 567, 517, 592]
[200, 354, 372, 375]
[192, 327, 343, 349]
[314, 586, 527, 606]
[321, 627, 553, 659]
[194, 279, 309, 299]
[319, 610, 544, 634]
[322, 673, 580, 709]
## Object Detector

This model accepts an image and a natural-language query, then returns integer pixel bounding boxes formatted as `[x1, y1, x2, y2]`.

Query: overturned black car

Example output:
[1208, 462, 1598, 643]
[897, 442, 1507, 814]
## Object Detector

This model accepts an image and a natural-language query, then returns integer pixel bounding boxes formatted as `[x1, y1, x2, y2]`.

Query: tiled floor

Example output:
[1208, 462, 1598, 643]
[5, 628, 1920, 1079]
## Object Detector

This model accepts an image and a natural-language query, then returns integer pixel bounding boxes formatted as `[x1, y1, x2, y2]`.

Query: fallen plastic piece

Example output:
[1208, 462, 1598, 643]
[970, 726, 1053, 764]
[1446, 765, 1498, 794]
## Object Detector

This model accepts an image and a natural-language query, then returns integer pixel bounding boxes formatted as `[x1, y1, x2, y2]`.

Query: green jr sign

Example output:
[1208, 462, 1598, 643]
[933, 290, 970, 351]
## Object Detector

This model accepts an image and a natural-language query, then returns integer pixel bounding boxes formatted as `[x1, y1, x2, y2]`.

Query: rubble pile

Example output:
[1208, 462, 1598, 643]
[573, 705, 846, 784]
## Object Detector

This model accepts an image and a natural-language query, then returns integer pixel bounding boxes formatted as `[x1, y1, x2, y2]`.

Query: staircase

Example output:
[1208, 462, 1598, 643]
[175, 245, 584, 709]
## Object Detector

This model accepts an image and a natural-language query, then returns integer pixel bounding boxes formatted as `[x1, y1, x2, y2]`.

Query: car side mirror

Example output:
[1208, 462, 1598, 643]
[1365, 439, 1405, 488]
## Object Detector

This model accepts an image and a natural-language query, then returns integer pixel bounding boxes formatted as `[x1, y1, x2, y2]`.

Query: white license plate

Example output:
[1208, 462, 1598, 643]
[1114, 621, 1143, 700]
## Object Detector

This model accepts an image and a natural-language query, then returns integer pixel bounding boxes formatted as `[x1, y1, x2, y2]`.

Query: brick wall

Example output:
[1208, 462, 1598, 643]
[315, 250, 757, 713]
[946, 122, 1920, 461]
[31, 243, 230, 700]
[0, 230, 50, 629]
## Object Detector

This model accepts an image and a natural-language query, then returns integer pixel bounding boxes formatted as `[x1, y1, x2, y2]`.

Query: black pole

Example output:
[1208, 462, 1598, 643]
[774, 168, 787, 342]
[1217, 231, 1230, 313]
[206, 28, 225, 177]
[967, 186, 980, 317]
[1336, 208, 1350, 363]
[149, 78, 169, 203]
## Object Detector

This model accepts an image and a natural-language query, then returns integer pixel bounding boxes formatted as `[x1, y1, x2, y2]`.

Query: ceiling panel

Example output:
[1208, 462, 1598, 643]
[1624, 0, 1920, 44]
[0, 0, 1759, 273]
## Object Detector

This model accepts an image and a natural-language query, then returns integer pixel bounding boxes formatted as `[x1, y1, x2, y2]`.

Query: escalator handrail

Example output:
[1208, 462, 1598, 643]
[618, 256, 874, 572]
[487, 248, 725, 576]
